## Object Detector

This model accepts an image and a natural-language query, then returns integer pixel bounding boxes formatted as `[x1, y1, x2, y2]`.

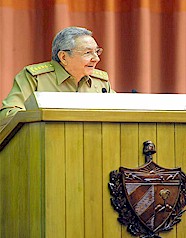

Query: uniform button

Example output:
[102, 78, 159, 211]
[94, 85, 97, 88]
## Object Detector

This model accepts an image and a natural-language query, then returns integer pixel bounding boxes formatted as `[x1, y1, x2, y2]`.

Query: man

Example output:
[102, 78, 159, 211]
[0, 26, 114, 122]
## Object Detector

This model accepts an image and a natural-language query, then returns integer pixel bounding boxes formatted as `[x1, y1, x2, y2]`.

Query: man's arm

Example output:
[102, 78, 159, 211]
[0, 69, 37, 122]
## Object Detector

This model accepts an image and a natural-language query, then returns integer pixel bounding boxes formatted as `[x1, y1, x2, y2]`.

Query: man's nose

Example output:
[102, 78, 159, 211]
[91, 53, 100, 61]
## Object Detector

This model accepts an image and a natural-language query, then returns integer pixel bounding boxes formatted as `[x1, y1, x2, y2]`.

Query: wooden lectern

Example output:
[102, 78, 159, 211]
[0, 92, 186, 238]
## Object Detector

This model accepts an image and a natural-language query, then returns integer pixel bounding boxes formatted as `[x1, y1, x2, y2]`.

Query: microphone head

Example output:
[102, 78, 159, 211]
[102, 88, 107, 93]
[131, 89, 138, 93]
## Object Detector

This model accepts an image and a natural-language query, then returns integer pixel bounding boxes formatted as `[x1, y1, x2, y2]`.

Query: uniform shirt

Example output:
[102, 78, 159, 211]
[0, 60, 114, 121]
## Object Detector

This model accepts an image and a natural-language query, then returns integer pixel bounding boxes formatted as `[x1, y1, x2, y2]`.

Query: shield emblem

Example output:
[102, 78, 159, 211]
[109, 157, 186, 238]
[120, 160, 181, 232]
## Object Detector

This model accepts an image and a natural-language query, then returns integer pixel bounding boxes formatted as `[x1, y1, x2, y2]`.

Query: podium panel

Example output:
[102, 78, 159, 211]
[0, 93, 186, 238]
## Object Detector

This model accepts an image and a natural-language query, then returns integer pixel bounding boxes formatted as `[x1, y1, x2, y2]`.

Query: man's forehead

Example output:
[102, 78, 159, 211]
[75, 35, 98, 48]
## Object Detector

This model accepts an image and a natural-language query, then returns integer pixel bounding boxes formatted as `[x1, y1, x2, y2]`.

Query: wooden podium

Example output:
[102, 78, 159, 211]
[0, 92, 186, 238]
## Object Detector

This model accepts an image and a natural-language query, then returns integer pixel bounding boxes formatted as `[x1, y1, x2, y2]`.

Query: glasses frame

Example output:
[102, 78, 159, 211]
[61, 47, 103, 58]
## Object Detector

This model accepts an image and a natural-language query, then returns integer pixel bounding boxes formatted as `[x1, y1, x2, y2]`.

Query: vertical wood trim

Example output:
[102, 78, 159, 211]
[29, 122, 45, 238]
[102, 122, 121, 238]
[84, 122, 102, 238]
[0, 125, 30, 237]
[175, 123, 186, 238]
[2, 140, 12, 237]
[45, 123, 66, 238]
[175, 124, 186, 167]
[156, 123, 176, 238]
[65, 122, 84, 238]
[121, 123, 139, 167]
[121, 122, 138, 237]
[156, 123, 175, 167]
[17, 125, 30, 237]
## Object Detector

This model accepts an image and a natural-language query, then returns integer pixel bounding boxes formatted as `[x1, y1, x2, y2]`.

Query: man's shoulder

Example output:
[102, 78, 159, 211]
[91, 69, 108, 81]
[25, 61, 54, 76]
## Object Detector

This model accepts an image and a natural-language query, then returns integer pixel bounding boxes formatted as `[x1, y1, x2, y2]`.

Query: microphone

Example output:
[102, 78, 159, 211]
[131, 89, 138, 93]
[102, 88, 107, 93]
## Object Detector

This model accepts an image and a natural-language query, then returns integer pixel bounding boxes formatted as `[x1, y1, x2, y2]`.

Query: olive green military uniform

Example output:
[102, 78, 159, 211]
[0, 60, 114, 121]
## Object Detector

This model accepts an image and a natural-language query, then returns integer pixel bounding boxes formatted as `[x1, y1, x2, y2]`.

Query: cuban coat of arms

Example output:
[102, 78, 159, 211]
[108, 141, 186, 238]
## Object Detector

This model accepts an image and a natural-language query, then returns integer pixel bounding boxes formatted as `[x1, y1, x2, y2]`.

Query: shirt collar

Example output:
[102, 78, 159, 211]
[51, 60, 92, 87]
[51, 60, 71, 85]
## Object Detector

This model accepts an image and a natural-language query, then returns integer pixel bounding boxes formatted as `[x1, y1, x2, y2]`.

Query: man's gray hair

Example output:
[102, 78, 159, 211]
[52, 26, 92, 62]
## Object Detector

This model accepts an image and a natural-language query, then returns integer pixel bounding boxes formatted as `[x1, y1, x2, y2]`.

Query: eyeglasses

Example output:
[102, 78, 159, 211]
[62, 47, 103, 58]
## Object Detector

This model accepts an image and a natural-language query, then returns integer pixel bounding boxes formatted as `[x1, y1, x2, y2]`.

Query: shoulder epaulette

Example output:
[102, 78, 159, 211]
[91, 69, 108, 81]
[26, 62, 54, 76]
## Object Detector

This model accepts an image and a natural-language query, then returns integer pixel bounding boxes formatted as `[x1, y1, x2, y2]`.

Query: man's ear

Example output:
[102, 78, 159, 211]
[58, 51, 68, 65]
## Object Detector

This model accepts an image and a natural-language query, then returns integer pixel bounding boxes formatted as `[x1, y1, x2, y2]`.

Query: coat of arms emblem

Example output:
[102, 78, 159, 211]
[108, 141, 186, 238]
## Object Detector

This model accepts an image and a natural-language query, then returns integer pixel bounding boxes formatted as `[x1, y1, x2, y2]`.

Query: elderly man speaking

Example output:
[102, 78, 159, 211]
[0, 26, 114, 121]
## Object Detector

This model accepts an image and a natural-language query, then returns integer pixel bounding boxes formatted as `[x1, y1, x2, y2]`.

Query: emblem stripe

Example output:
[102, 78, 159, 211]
[134, 185, 154, 216]
[140, 202, 155, 230]
[126, 184, 141, 195]
[128, 185, 151, 205]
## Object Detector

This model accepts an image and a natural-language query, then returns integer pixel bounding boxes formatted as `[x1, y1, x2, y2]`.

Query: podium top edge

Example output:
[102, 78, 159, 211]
[24, 92, 186, 111]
